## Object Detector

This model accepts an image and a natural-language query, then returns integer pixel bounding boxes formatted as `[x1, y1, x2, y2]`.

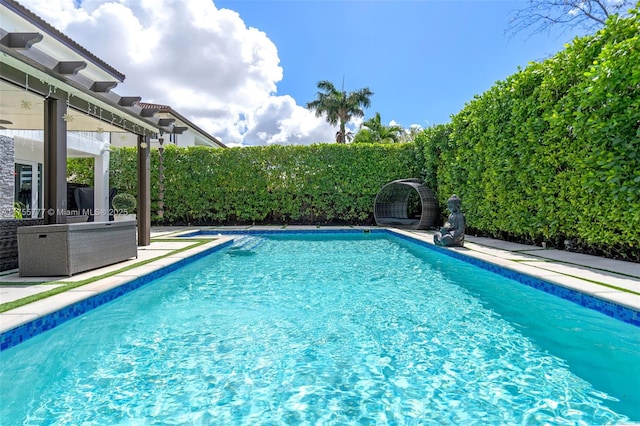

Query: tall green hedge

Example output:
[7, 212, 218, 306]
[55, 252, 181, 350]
[423, 9, 639, 258]
[412, 123, 451, 192]
[70, 143, 420, 225]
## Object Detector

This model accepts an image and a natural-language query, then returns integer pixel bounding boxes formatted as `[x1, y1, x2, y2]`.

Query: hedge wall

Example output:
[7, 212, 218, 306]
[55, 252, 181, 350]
[417, 9, 639, 259]
[70, 143, 420, 226]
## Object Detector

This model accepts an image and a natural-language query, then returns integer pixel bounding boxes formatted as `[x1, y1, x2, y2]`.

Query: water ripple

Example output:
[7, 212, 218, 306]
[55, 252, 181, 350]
[1, 236, 638, 425]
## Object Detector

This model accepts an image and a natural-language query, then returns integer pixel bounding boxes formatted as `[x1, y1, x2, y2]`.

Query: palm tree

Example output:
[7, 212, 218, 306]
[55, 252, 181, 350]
[352, 112, 403, 143]
[397, 124, 423, 143]
[306, 80, 373, 143]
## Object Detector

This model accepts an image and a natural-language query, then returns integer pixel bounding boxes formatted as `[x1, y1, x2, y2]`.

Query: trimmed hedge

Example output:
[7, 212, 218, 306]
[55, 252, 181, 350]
[70, 143, 420, 225]
[421, 9, 639, 259]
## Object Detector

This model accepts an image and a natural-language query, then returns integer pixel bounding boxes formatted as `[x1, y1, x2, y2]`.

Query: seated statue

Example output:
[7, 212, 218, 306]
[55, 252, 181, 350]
[434, 195, 465, 247]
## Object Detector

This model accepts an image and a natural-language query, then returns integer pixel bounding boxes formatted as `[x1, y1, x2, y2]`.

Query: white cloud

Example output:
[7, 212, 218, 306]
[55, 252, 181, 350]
[242, 96, 335, 146]
[19, 0, 334, 146]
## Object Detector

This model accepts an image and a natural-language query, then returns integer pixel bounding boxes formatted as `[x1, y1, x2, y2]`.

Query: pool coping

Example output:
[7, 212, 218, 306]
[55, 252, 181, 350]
[1, 226, 639, 351]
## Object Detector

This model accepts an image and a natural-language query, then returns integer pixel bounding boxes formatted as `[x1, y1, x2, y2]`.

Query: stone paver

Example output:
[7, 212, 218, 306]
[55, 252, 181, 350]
[0, 284, 64, 304]
[138, 241, 197, 251]
[519, 250, 640, 277]
[519, 261, 640, 293]
[462, 236, 547, 252]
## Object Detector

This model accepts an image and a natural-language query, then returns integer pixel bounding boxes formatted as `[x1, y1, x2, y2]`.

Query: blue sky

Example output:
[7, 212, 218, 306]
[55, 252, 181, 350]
[215, 0, 580, 129]
[26, 0, 585, 145]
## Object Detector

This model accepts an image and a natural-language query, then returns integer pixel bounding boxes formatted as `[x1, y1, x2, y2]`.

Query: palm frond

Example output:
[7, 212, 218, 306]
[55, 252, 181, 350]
[306, 80, 374, 143]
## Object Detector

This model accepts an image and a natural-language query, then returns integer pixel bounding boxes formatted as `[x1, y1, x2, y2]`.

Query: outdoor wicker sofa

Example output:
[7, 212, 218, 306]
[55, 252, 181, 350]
[374, 179, 438, 230]
[17, 220, 137, 276]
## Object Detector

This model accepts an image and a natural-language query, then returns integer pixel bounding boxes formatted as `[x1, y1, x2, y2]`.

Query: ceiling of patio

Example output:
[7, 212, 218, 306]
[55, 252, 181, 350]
[0, 78, 124, 133]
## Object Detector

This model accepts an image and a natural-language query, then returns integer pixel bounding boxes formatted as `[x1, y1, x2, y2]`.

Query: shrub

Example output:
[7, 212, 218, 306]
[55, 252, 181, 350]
[112, 193, 137, 214]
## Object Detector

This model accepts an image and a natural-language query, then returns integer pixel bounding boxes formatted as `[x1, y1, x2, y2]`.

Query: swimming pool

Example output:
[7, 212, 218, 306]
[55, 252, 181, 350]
[1, 232, 639, 424]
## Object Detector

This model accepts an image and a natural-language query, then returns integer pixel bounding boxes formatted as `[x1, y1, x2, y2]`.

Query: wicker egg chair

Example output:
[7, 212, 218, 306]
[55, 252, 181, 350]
[374, 179, 438, 230]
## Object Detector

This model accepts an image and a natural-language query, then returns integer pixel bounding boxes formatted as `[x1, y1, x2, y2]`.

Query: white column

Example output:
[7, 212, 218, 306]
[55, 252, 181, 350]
[93, 149, 110, 222]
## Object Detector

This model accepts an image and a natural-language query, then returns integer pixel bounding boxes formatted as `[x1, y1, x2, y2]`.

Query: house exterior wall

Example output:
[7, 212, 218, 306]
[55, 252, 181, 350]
[109, 129, 225, 148]
[0, 135, 15, 219]
[174, 132, 195, 147]
[110, 131, 201, 148]
[13, 135, 44, 165]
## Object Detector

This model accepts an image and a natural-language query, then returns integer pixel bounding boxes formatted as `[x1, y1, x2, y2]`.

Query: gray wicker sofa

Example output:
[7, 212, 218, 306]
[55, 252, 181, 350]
[17, 220, 137, 276]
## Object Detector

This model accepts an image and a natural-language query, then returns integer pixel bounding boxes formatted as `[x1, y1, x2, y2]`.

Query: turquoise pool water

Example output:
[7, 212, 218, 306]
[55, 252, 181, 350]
[1, 233, 639, 424]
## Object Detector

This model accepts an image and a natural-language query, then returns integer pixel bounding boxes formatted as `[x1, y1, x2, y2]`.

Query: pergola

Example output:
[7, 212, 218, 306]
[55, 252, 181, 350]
[0, 0, 184, 245]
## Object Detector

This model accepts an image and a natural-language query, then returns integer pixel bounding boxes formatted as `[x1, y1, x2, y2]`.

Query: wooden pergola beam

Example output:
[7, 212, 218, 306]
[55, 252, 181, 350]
[43, 97, 67, 224]
[137, 135, 151, 246]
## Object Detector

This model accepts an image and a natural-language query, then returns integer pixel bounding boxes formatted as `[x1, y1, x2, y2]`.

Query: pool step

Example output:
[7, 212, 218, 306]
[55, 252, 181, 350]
[229, 235, 265, 253]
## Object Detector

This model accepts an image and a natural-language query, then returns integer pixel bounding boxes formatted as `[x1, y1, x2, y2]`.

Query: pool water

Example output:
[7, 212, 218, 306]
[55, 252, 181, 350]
[1, 233, 639, 424]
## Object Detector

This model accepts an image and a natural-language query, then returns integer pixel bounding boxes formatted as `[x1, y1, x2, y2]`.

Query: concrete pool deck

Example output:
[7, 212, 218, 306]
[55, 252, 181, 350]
[0, 226, 639, 336]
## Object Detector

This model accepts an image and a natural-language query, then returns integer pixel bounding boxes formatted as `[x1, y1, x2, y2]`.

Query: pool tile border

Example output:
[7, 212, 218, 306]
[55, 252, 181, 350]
[0, 239, 233, 351]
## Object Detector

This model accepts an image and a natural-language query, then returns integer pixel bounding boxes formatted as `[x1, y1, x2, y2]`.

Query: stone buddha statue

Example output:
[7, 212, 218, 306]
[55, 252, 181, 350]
[434, 194, 465, 247]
